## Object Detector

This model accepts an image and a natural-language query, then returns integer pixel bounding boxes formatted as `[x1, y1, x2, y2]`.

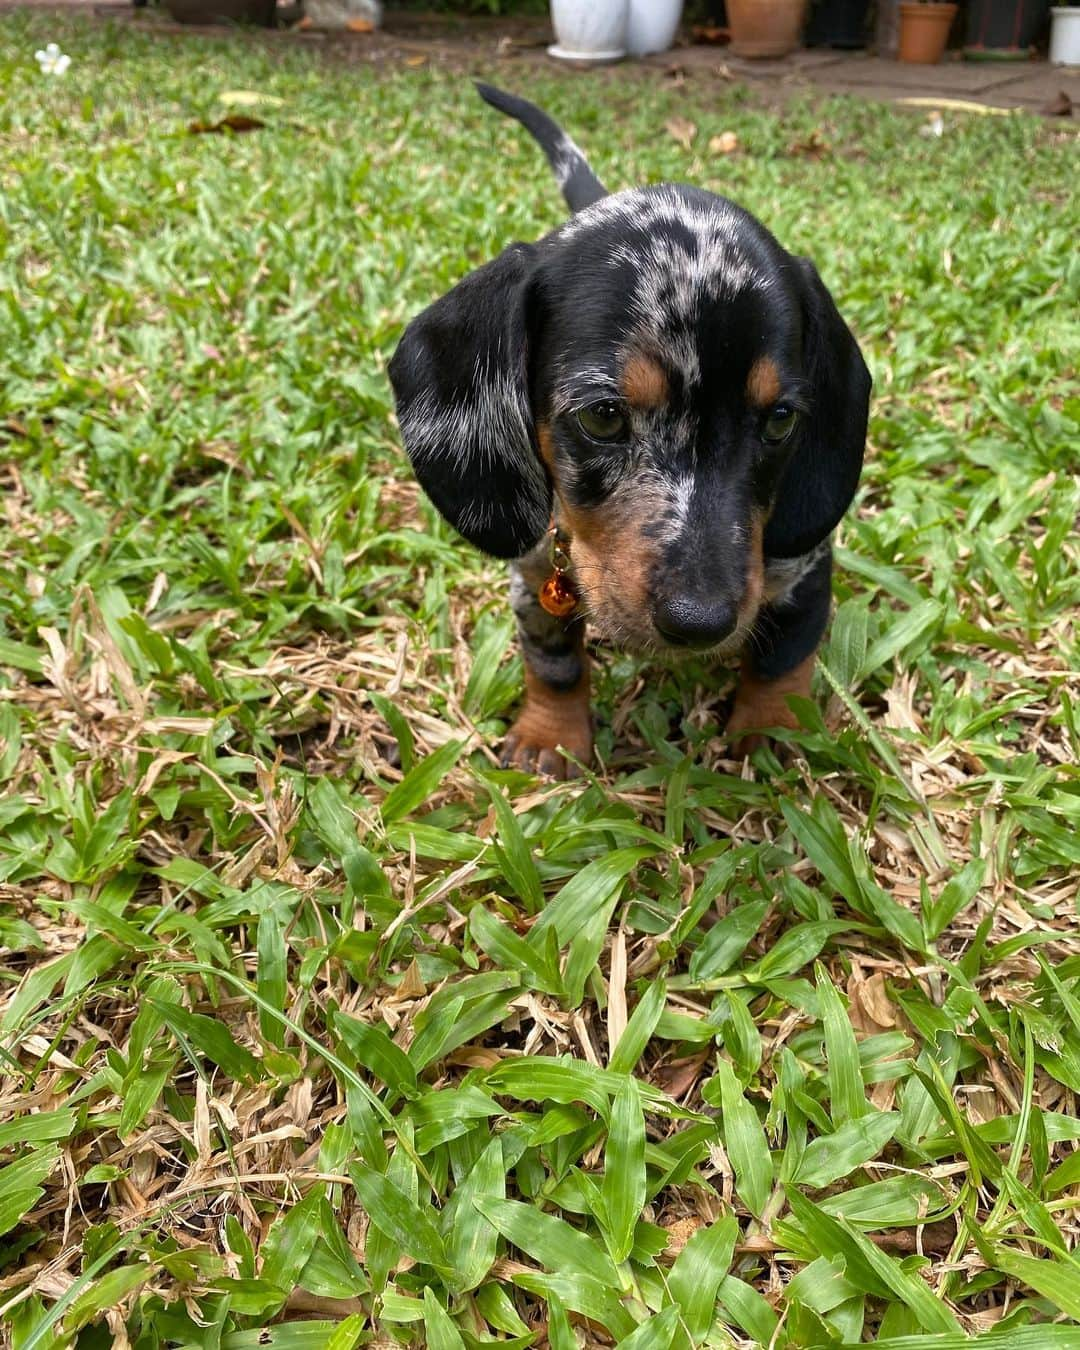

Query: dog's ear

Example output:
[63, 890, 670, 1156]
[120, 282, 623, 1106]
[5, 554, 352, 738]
[389, 242, 551, 560]
[763, 259, 871, 560]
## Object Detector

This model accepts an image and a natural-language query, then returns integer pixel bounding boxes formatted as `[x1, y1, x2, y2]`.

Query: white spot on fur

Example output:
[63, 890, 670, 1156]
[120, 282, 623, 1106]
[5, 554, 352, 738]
[399, 350, 548, 542]
[764, 541, 830, 605]
[670, 473, 695, 537]
[558, 187, 772, 392]
[552, 131, 589, 190]
[552, 367, 622, 416]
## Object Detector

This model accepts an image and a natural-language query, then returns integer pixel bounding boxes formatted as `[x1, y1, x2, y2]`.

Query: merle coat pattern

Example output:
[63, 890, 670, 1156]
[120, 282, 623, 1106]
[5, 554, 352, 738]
[389, 84, 871, 777]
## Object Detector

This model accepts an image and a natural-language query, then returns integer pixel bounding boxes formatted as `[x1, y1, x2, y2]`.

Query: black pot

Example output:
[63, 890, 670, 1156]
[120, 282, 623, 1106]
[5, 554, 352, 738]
[805, 0, 870, 47]
[166, 0, 275, 24]
[963, 0, 1049, 54]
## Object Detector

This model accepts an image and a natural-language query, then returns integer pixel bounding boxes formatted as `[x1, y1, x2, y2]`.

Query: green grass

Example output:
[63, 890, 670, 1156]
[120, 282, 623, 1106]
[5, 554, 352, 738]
[1, 11, 1079, 1346]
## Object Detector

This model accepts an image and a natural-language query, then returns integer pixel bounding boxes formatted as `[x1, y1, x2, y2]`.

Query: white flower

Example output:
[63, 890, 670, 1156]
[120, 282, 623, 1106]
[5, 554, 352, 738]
[35, 42, 71, 76]
[919, 111, 945, 139]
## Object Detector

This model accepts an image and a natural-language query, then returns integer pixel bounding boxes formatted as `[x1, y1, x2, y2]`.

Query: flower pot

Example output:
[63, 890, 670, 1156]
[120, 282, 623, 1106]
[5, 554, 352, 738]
[727, 0, 807, 55]
[963, 0, 1048, 58]
[303, 0, 381, 29]
[805, 0, 871, 46]
[549, 0, 628, 61]
[1049, 5, 1080, 62]
[897, 1, 957, 61]
[166, 0, 275, 22]
[626, 0, 684, 54]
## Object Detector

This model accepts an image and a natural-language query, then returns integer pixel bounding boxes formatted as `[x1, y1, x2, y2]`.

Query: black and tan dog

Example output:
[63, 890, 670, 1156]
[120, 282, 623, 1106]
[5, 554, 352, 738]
[389, 85, 870, 778]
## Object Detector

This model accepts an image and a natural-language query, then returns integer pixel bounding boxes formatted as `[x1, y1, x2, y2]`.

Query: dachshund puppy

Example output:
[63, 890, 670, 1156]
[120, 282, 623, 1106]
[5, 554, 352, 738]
[390, 85, 871, 778]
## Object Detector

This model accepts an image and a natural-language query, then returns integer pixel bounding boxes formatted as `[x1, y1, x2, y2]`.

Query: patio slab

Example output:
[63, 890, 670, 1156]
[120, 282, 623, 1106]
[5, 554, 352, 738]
[801, 52, 1045, 91]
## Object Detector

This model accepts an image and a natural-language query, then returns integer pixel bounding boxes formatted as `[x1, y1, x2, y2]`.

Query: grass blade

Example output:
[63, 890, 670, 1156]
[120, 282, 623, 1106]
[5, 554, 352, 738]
[817, 963, 867, 1124]
[349, 1163, 449, 1272]
[666, 1208, 738, 1342]
[601, 1075, 646, 1264]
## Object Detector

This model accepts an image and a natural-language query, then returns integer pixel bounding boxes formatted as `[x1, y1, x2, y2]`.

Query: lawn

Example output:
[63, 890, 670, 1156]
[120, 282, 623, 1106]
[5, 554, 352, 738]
[1, 10, 1078, 1346]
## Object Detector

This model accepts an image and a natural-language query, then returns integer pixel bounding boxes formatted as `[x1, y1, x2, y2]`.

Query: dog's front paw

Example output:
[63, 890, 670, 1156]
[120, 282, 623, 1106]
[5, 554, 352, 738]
[500, 708, 593, 780]
[725, 700, 794, 757]
[726, 655, 814, 757]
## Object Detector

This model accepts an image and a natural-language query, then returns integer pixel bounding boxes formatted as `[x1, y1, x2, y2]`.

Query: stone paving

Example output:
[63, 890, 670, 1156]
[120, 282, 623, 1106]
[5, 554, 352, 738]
[717, 45, 1080, 111]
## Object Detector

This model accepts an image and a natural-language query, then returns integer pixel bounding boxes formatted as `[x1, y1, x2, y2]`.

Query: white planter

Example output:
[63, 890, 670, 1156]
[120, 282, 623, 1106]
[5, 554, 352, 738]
[549, 0, 628, 61]
[1049, 6, 1080, 64]
[626, 0, 684, 54]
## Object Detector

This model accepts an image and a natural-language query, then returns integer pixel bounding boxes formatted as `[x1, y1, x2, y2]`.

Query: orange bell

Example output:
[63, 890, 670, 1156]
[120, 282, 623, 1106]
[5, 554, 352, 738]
[539, 570, 578, 618]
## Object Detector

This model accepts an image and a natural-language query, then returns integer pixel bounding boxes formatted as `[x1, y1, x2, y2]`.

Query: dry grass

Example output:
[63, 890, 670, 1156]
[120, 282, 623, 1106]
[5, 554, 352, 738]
[1, 11, 1079, 1347]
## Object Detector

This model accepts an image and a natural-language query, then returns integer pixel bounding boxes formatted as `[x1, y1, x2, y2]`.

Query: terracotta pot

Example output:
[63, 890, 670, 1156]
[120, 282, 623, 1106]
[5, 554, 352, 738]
[897, 1, 957, 62]
[727, 0, 808, 56]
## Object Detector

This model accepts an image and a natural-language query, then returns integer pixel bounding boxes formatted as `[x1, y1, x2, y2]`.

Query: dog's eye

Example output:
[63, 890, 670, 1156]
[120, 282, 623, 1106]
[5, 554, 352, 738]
[763, 404, 799, 444]
[576, 401, 629, 443]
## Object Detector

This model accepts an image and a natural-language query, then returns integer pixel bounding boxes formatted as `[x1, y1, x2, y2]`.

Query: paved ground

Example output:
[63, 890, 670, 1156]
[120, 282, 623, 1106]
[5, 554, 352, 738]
[732, 45, 1079, 112]
[2, 3, 1077, 116]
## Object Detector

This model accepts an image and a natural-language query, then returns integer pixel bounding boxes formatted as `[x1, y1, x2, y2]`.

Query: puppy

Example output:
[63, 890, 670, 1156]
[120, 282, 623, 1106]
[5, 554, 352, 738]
[389, 84, 870, 778]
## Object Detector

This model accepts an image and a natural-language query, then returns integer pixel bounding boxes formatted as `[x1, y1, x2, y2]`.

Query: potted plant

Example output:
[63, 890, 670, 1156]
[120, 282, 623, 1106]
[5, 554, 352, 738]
[549, 0, 628, 61]
[727, 0, 808, 55]
[897, 0, 958, 62]
[1050, 0, 1080, 62]
[626, 0, 684, 54]
[963, 0, 1048, 58]
[301, 0, 381, 28]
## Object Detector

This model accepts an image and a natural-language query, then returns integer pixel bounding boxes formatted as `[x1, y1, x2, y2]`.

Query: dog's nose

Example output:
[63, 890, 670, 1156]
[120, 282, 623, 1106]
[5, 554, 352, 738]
[653, 597, 737, 649]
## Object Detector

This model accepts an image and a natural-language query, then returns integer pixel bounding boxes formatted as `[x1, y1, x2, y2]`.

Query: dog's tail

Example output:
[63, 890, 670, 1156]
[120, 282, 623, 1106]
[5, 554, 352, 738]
[475, 83, 607, 214]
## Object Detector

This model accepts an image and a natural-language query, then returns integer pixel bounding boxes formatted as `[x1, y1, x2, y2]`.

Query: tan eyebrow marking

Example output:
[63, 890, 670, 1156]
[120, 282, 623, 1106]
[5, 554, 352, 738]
[746, 356, 781, 409]
[620, 353, 670, 411]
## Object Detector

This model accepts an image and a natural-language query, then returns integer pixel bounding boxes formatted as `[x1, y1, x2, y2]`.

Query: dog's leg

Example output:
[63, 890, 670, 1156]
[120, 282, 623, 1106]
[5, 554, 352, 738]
[727, 546, 833, 754]
[500, 555, 592, 779]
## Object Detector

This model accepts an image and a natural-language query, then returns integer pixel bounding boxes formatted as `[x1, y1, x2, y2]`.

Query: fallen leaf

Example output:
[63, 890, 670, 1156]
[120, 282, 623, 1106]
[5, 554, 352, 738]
[345, 16, 374, 32]
[665, 116, 697, 151]
[1040, 90, 1073, 118]
[219, 89, 285, 108]
[188, 114, 266, 135]
[663, 1215, 705, 1256]
[404, 54, 427, 67]
[392, 958, 427, 1001]
[691, 23, 730, 44]
[788, 129, 829, 157]
[875, 1219, 958, 1257]
[851, 970, 896, 1029]
[655, 1050, 709, 1099]
[709, 130, 738, 155]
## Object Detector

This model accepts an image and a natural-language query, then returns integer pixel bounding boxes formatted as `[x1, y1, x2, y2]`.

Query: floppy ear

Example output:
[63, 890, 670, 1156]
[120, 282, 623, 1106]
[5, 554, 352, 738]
[763, 258, 871, 560]
[388, 242, 551, 560]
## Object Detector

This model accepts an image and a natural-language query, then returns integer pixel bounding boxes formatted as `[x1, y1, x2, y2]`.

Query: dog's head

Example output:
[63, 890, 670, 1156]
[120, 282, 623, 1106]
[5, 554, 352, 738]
[389, 184, 870, 653]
